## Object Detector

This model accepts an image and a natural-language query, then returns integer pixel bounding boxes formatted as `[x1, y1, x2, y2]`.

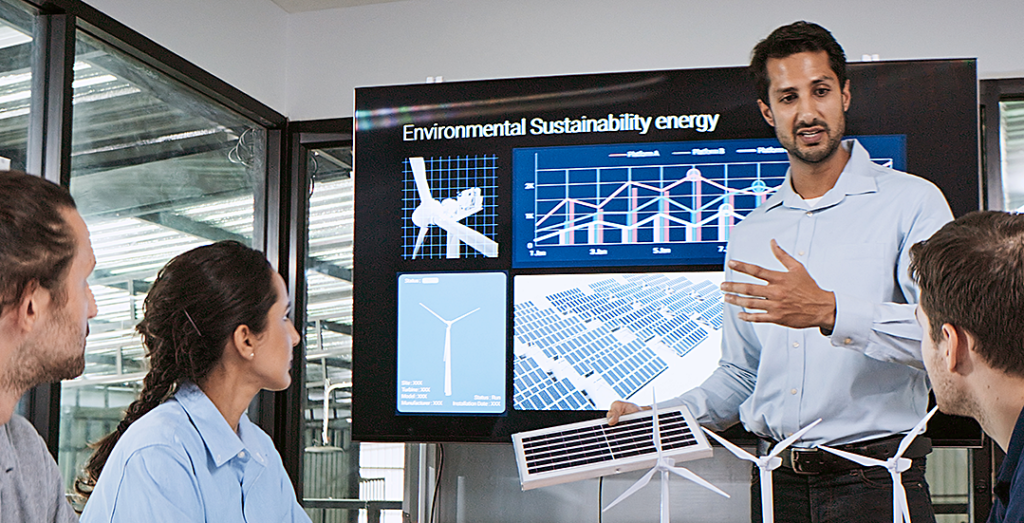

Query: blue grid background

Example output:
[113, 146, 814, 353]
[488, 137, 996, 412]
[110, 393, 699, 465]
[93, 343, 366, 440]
[402, 155, 499, 260]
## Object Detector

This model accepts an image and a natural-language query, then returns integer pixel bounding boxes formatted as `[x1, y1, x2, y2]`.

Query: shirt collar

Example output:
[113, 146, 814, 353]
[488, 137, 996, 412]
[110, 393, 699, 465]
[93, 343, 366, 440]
[995, 404, 1024, 504]
[174, 381, 262, 468]
[763, 138, 878, 213]
[0, 420, 14, 474]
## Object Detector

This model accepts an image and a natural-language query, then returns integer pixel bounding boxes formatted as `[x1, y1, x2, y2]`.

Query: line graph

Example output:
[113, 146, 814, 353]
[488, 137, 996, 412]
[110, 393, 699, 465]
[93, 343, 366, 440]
[531, 160, 781, 246]
[512, 136, 905, 268]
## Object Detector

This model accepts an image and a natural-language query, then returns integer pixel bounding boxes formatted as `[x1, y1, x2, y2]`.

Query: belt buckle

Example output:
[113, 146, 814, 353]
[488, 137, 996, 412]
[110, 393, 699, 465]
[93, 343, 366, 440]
[790, 448, 823, 475]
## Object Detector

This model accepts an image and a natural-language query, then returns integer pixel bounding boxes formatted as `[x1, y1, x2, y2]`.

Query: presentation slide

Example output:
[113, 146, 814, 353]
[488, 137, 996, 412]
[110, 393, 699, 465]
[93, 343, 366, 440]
[513, 135, 905, 268]
[353, 60, 979, 442]
[513, 271, 725, 411]
[396, 272, 507, 414]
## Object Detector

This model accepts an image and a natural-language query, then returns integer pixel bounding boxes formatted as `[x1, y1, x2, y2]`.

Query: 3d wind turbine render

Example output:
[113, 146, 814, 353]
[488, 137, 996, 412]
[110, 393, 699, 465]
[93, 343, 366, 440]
[409, 156, 498, 259]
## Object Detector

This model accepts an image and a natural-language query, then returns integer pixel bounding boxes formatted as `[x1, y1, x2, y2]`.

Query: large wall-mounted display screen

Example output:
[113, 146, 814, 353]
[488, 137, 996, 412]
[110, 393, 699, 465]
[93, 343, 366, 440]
[352, 60, 980, 444]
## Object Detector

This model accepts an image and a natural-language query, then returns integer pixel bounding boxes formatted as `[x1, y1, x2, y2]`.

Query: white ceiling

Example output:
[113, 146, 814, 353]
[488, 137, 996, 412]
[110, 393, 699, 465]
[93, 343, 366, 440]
[269, 0, 408, 13]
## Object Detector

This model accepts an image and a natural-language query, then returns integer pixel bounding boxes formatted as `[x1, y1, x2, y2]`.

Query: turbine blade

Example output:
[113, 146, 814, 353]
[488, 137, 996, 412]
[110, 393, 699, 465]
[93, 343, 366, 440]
[818, 445, 886, 468]
[412, 227, 428, 259]
[769, 419, 823, 459]
[651, 392, 662, 456]
[602, 468, 657, 512]
[434, 215, 498, 258]
[409, 157, 434, 204]
[702, 427, 757, 463]
[667, 467, 730, 498]
[419, 303, 448, 324]
[895, 406, 938, 458]
[451, 307, 480, 324]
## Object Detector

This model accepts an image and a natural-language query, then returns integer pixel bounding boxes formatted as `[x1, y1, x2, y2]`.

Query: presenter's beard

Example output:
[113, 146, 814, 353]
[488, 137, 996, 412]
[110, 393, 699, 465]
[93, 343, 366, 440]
[1, 303, 86, 392]
[784, 118, 844, 164]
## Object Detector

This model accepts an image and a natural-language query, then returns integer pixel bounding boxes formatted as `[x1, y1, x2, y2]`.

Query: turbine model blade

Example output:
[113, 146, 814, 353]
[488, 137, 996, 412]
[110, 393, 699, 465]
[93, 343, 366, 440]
[667, 466, 730, 498]
[602, 468, 657, 512]
[434, 215, 498, 258]
[818, 445, 886, 468]
[702, 427, 757, 463]
[410, 157, 434, 204]
[651, 391, 662, 457]
[768, 419, 823, 459]
[895, 406, 938, 458]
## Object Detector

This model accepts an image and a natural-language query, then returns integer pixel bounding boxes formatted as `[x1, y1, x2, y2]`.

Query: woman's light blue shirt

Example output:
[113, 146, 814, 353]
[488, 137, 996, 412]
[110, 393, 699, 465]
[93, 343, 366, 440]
[80, 382, 311, 523]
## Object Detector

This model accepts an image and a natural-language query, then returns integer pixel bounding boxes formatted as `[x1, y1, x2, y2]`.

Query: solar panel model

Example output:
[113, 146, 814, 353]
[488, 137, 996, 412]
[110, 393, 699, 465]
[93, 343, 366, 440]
[512, 405, 712, 490]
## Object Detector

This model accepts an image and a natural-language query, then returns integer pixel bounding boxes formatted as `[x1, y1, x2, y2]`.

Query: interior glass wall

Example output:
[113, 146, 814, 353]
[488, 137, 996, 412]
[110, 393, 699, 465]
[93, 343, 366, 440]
[0, 0, 35, 171]
[1000, 100, 1024, 211]
[59, 29, 267, 497]
[301, 144, 404, 523]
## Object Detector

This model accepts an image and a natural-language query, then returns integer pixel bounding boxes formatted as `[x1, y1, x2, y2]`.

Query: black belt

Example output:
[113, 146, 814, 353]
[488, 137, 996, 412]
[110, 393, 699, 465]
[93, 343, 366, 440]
[756, 434, 932, 475]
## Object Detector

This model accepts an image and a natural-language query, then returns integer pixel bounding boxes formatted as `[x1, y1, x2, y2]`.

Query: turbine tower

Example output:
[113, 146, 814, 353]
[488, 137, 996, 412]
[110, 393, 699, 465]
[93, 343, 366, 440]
[420, 303, 479, 396]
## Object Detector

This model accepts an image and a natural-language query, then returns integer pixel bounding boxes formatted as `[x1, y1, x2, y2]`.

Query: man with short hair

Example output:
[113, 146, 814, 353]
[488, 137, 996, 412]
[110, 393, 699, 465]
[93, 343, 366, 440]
[911, 211, 1024, 523]
[609, 21, 952, 521]
[0, 170, 97, 521]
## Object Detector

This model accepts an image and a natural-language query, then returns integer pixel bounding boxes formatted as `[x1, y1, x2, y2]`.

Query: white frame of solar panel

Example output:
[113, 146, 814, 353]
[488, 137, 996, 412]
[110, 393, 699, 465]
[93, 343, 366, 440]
[512, 405, 713, 491]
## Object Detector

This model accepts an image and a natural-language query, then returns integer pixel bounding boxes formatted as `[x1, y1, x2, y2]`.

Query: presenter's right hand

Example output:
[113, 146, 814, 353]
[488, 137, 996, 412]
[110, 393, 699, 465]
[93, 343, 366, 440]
[606, 401, 649, 425]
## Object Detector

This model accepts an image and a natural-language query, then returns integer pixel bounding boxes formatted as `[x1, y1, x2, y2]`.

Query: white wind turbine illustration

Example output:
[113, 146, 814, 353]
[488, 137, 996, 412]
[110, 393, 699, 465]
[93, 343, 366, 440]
[409, 156, 498, 259]
[419, 303, 479, 396]
[819, 406, 938, 523]
[603, 393, 729, 523]
[702, 418, 822, 523]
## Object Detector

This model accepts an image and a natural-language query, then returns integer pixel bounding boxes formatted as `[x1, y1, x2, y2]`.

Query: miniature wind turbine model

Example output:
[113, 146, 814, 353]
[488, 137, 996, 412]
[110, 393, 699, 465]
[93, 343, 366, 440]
[702, 418, 822, 523]
[818, 406, 939, 523]
[409, 156, 498, 259]
[419, 303, 478, 396]
[603, 392, 729, 523]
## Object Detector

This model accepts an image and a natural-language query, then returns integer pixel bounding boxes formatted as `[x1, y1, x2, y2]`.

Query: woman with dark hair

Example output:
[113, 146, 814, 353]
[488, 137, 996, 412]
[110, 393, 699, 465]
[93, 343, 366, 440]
[76, 241, 310, 522]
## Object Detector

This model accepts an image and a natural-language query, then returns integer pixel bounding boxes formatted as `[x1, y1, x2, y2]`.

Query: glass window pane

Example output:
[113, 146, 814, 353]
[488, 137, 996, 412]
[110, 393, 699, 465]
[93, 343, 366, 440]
[59, 29, 267, 496]
[302, 145, 404, 523]
[0, 0, 35, 171]
[1001, 100, 1024, 211]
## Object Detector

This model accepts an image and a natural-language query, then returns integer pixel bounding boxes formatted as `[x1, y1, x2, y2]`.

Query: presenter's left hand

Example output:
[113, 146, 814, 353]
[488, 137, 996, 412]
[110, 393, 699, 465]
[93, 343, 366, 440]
[720, 239, 836, 330]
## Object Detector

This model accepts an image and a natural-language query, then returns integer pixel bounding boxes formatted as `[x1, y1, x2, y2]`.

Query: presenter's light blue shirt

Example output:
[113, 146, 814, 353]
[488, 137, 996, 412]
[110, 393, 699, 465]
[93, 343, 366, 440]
[669, 139, 953, 447]
[80, 382, 311, 523]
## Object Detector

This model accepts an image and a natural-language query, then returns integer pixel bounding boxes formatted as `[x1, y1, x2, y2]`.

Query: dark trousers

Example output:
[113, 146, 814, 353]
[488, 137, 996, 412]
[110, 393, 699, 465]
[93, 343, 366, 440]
[750, 457, 936, 523]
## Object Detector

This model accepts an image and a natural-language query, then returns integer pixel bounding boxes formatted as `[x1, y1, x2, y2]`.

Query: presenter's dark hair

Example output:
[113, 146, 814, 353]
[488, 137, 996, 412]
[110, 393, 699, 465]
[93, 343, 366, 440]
[0, 170, 78, 315]
[750, 21, 847, 104]
[910, 211, 1024, 377]
[75, 240, 278, 499]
